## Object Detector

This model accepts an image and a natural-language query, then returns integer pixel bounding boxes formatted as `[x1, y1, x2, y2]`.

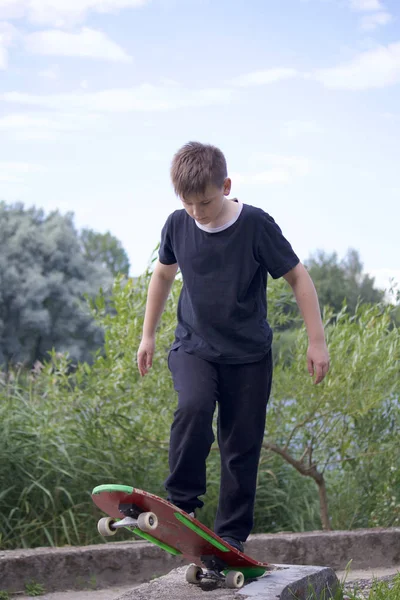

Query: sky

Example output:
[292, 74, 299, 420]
[0, 0, 399, 295]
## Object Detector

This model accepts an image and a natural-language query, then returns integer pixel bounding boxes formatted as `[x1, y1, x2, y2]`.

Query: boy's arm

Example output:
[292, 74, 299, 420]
[137, 259, 178, 377]
[283, 262, 330, 384]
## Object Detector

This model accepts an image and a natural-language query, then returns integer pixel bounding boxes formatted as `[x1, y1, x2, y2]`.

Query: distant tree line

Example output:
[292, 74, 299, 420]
[0, 201, 129, 371]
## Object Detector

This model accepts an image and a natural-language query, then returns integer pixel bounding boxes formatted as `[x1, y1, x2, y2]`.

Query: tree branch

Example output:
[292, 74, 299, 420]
[263, 440, 331, 530]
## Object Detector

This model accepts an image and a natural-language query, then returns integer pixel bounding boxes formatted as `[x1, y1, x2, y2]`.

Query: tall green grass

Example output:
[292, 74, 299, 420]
[0, 366, 167, 548]
[0, 274, 398, 550]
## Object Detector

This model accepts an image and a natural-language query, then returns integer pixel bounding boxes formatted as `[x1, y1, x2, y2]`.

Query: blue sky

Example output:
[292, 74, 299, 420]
[0, 0, 399, 295]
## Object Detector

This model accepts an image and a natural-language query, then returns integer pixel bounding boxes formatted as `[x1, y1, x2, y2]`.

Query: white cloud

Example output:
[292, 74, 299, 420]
[0, 161, 45, 183]
[0, 112, 103, 140]
[231, 154, 312, 185]
[228, 68, 298, 87]
[25, 27, 132, 62]
[2, 83, 233, 112]
[314, 42, 400, 90]
[349, 0, 392, 30]
[0, 21, 17, 69]
[360, 11, 392, 30]
[381, 112, 400, 121]
[350, 0, 384, 11]
[0, 0, 150, 28]
[0, 39, 6, 68]
[38, 64, 60, 78]
[282, 120, 324, 137]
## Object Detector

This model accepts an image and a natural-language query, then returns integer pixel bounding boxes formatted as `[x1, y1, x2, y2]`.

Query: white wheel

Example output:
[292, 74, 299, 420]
[185, 564, 203, 584]
[226, 570, 245, 589]
[97, 517, 117, 537]
[137, 511, 158, 532]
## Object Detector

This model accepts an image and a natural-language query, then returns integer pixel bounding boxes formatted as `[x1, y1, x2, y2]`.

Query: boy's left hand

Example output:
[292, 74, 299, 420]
[307, 342, 330, 384]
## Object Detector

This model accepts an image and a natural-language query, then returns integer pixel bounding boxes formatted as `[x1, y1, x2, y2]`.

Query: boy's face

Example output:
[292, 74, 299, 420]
[181, 178, 231, 225]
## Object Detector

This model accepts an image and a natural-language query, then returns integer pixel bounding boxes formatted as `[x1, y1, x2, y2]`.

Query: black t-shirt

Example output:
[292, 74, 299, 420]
[159, 202, 299, 364]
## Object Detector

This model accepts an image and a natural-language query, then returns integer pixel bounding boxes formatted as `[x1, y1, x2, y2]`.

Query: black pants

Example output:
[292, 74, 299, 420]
[164, 346, 272, 542]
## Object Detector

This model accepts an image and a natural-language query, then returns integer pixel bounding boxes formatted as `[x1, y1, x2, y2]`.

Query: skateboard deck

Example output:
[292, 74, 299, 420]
[92, 484, 271, 589]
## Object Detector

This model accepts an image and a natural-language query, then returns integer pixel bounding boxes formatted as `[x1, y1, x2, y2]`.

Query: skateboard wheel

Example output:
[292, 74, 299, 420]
[185, 564, 203, 584]
[97, 517, 117, 537]
[137, 511, 158, 532]
[226, 570, 245, 589]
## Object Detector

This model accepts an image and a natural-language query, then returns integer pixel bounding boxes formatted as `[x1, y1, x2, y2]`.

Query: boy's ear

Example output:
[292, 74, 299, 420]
[223, 178, 232, 195]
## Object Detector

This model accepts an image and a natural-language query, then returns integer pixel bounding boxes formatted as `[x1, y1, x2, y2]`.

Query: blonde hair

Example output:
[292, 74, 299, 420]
[170, 141, 227, 198]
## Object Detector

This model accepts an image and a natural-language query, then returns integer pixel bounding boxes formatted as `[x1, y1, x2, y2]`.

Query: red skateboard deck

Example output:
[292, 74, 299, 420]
[92, 484, 271, 588]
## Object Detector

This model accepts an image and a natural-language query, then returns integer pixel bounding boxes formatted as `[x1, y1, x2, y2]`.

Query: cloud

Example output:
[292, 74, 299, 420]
[0, 0, 150, 28]
[381, 112, 400, 121]
[227, 43, 400, 92]
[228, 68, 299, 87]
[0, 112, 103, 140]
[0, 21, 17, 69]
[349, 0, 392, 30]
[38, 65, 60, 79]
[25, 27, 132, 62]
[0, 161, 45, 183]
[231, 154, 312, 185]
[360, 11, 392, 30]
[2, 83, 233, 112]
[350, 0, 384, 11]
[0, 38, 6, 68]
[282, 120, 324, 137]
[314, 42, 400, 90]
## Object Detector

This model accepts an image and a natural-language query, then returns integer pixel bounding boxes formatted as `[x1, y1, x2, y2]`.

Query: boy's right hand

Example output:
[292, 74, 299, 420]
[137, 336, 155, 377]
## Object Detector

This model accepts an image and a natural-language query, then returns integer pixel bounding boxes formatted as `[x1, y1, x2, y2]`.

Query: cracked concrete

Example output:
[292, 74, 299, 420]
[115, 564, 340, 600]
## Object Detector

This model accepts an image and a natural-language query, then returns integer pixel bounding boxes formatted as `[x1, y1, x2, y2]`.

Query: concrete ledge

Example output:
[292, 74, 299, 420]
[247, 527, 400, 570]
[0, 541, 187, 593]
[115, 564, 340, 600]
[1, 528, 399, 594]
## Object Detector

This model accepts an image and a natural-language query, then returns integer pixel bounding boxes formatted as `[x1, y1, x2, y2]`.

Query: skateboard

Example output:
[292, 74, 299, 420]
[92, 484, 271, 589]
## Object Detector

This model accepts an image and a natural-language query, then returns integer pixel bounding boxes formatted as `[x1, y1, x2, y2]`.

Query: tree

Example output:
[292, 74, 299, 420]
[305, 248, 384, 315]
[81, 229, 130, 277]
[263, 302, 400, 530]
[0, 202, 113, 370]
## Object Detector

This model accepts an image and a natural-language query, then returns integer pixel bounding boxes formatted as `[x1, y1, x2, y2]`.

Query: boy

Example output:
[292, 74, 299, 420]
[137, 141, 329, 552]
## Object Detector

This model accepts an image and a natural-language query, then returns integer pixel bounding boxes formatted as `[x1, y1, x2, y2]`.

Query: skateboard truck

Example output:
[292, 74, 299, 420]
[186, 563, 245, 589]
[97, 510, 159, 537]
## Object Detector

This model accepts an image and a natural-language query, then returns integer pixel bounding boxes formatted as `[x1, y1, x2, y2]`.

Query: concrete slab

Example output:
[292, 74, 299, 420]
[2, 528, 398, 594]
[247, 528, 400, 570]
[115, 564, 340, 600]
[336, 566, 400, 583]
[16, 586, 135, 600]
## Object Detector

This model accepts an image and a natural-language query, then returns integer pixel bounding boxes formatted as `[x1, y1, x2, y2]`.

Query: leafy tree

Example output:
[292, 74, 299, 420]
[0, 202, 113, 370]
[264, 302, 400, 530]
[81, 229, 130, 277]
[305, 248, 385, 314]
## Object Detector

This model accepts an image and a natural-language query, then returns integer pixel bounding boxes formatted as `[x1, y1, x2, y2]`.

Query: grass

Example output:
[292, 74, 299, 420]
[288, 567, 400, 600]
[342, 573, 400, 600]
[24, 581, 46, 597]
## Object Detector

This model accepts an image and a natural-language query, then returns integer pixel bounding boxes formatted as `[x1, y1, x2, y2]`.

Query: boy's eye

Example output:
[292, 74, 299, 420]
[202, 200, 211, 205]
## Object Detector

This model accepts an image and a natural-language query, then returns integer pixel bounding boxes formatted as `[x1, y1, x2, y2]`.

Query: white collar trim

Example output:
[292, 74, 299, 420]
[195, 200, 243, 233]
